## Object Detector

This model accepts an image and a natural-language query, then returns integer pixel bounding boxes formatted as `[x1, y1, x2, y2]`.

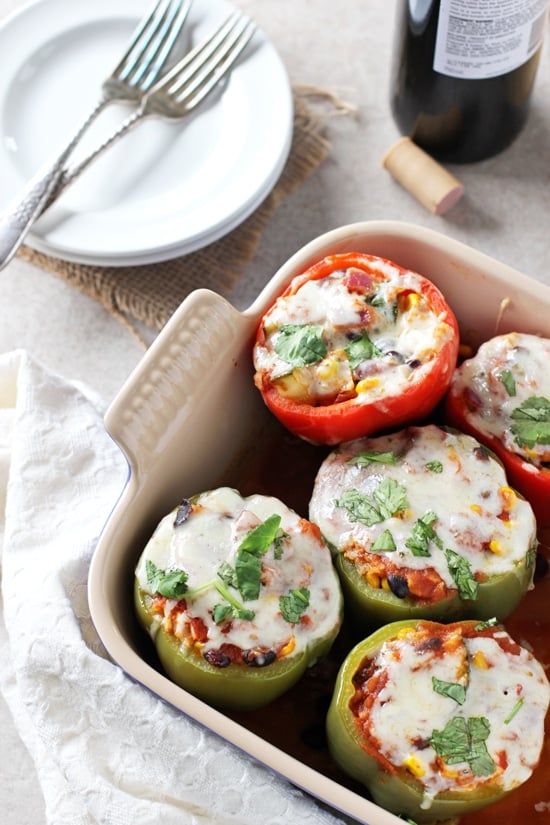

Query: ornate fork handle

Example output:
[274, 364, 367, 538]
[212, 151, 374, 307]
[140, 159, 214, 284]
[49, 102, 150, 205]
[0, 100, 113, 269]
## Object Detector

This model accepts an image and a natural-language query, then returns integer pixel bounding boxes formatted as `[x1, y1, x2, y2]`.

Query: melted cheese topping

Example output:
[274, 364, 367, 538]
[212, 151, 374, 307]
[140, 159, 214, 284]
[449, 332, 550, 466]
[309, 425, 537, 601]
[253, 263, 455, 406]
[135, 487, 342, 663]
[353, 623, 550, 797]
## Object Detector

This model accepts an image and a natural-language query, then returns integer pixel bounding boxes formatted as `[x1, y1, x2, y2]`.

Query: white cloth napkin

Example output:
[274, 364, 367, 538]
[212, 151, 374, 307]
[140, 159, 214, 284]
[0, 350, 346, 825]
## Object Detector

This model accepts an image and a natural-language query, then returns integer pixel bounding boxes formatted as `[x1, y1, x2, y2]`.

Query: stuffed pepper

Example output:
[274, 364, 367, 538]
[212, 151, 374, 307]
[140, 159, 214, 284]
[309, 424, 537, 627]
[326, 618, 550, 823]
[134, 487, 343, 710]
[253, 252, 459, 445]
[445, 332, 550, 527]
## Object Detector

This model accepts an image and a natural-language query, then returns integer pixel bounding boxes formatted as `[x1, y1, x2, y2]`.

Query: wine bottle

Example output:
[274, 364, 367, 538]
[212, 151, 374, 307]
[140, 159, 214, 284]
[390, 0, 550, 163]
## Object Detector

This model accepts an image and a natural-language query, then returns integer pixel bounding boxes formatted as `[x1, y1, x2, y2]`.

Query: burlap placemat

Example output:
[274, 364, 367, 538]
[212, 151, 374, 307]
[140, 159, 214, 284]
[18, 85, 355, 338]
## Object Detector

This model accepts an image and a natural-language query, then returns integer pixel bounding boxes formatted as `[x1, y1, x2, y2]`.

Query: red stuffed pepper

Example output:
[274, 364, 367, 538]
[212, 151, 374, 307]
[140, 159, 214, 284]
[445, 332, 550, 527]
[253, 252, 459, 445]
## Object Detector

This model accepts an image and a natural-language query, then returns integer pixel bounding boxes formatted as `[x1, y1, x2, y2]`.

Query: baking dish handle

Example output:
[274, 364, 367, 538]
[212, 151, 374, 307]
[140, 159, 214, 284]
[104, 288, 256, 481]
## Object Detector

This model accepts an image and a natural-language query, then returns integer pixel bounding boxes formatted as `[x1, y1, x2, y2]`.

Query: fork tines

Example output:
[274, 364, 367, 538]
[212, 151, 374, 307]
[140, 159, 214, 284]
[158, 11, 257, 106]
[116, 0, 193, 90]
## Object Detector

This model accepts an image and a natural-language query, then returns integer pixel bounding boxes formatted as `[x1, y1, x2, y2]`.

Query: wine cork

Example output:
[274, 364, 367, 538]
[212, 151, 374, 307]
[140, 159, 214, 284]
[382, 136, 464, 215]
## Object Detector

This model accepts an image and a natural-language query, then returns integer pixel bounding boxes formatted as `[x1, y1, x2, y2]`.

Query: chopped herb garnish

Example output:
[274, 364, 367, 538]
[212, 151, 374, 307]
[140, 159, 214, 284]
[146, 560, 189, 598]
[212, 580, 255, 623]
[474, 617, 499, 630]
[372, 529, 397, 552]
[217, 561, 239, 589]
[236, 515, 282, 601]
[432, 677, 467, 705]
[274, 324, 327, 367]
[445, 548, 479, 601]
[500, 369, 516, 397]
[273, 529, 290, 560]
[405, 511, 442, 557]
[344, 330, 382, 369]
[504, 696, 524, 724]
[430, 716, 495, 776]
[279, 587, 310, 623]
[510, 396, 550, 448]
[336, 478, 409, 526]
[425, 460, 443, 473]
[348, 450, 397, 467]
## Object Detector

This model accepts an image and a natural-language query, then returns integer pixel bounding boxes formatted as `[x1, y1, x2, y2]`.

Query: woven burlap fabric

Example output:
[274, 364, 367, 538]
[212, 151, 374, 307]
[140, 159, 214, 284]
[18, 85, 352, 336]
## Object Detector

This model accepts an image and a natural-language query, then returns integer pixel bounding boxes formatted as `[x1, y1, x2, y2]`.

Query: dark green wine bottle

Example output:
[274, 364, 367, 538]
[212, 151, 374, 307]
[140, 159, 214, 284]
[390, 0, 549, 163]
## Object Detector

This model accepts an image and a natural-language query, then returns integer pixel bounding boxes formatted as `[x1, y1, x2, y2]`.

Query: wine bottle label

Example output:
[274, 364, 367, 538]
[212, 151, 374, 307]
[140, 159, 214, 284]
[433, 0, 550, 79]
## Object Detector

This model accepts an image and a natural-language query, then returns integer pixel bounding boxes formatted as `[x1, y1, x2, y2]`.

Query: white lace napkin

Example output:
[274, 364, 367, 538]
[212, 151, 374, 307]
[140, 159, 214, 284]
[0, 350, 345, 825]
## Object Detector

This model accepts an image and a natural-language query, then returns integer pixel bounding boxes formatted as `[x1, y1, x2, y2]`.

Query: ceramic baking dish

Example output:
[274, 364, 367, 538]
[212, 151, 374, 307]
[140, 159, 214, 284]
[88, 220, 550, 825]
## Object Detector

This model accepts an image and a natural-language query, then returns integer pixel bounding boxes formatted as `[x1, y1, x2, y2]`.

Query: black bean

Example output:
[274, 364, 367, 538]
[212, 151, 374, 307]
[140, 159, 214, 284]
[204, 649, 231, 668]
[387, 573, 410, 599]
[174, 499, 192, 527]
[242, 649, 276, 667]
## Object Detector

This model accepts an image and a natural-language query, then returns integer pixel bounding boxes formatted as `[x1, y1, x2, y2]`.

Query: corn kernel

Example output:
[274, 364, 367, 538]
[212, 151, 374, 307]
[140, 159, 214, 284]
[280, 636, 296, 657]
[381, 577, 391, 591]
[470, 504, 482, 514]
[473, 650, 490, 669]
[403, 754, 425, 777]
[317, 358, 338, 380]
[499, 486, 517, 509]
[366, 570, 381, 589]
[356, 377, 380, 393]
[488, 540, 502, 555]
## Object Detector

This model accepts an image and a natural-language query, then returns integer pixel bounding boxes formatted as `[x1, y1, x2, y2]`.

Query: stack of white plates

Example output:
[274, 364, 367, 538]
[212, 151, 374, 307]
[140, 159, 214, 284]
[0, 0, 293, 266]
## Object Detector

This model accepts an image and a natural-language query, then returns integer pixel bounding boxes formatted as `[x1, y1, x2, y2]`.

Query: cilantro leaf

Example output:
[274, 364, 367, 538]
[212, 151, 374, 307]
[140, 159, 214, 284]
[279, 587, 310, 623]
[344, 331, 383, 369]
[348, 450, 397, 467]
[146, 560, 189, 598]
[405, 511, 442, 557]
[430, 716, 495, 776]
[336, 478, 409, 526]
[474, 617, 498, 630]
[432, 677, 467, 705]
[425, 460, 443, 473]
[236, 515, 282, 601]
[510, 396, 550, 448]
[212, 604, 233, 624]
[217, 561, 238, 589]
[445, 548, 479, 600]
[500, 369, 516, 397]
[372, 529, 396, 552]
[213, 581, 255, 622]
[238, 514, 283, 555]
[274, 324, 327, 367]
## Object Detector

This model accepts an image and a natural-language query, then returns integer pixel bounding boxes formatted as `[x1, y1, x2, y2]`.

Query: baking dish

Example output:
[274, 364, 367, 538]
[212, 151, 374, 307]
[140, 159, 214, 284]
[88, 220, 550, 825]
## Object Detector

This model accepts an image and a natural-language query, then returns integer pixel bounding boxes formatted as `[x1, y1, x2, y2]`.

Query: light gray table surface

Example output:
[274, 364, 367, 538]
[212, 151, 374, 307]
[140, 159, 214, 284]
[1, 0, 549, 822]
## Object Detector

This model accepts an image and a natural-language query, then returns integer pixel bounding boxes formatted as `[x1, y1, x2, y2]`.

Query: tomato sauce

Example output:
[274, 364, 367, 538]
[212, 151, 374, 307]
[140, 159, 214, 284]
[229, 419, 550, 825]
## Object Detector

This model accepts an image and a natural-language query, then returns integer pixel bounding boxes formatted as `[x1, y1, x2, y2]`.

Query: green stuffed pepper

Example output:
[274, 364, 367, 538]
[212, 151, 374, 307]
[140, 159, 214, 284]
[326, 618, 550, 823]
[309, 425, 538, 629]
[134, 487, 343, 711]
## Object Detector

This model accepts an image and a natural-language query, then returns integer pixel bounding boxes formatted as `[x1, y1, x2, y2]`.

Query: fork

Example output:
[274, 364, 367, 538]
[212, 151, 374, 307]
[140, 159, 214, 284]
[0, 0, 192, 270]
[45, 12, 257, 212]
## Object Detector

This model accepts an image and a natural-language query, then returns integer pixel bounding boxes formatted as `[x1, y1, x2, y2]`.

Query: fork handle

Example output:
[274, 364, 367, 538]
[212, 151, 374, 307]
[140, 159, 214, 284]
[47, 104, 149, 207]
[0, 98, 109, 270]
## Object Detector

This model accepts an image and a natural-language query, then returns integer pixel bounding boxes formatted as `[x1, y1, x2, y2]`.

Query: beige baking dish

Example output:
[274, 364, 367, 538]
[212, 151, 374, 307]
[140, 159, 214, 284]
[88, 220, 550, 825]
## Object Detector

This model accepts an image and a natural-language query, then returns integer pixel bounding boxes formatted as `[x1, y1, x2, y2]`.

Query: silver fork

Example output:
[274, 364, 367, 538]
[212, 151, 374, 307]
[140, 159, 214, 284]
[46, 12, 257, 210]
[0, 0, 192, 270]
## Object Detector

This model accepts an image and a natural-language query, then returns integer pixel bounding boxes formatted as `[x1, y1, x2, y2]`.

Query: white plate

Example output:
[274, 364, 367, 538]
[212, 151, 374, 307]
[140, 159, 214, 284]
[0, 0, 293, 265]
